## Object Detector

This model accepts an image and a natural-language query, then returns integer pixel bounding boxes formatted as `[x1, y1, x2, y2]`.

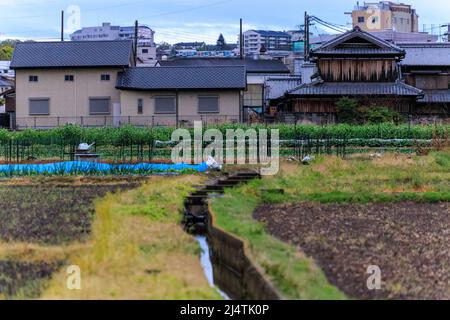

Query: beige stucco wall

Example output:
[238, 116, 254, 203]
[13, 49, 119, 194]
[352, 7, 418, 33]
[119, 90, 241, 126]
[15, 68, 122, 127]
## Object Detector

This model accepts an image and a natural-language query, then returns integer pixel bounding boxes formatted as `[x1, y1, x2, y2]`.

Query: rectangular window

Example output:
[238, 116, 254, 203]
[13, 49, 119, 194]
[198, 96, 219, 113]
[29, 75, 38, 82]
[154, 96, 176, 114]
[65, 75, 74, 82]
[101, 74, 111, 81]
[142, 49, 149, 54]
[89, 97, 110, 115]
[29, 98, 49, 115]
[137, 98, 144, 114]
[358, 16, 365, 23]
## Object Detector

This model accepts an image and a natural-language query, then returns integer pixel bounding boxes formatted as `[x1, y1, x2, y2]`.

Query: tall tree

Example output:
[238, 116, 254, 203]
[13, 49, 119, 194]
[216, 34, 227, 50]
[0, 45, 13, 60]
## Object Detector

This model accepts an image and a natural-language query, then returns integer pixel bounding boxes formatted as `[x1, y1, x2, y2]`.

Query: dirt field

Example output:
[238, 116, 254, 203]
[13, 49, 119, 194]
[0, 179, 142, 298]
[0, 184, 140, 245]
[254, 201, 450, 300]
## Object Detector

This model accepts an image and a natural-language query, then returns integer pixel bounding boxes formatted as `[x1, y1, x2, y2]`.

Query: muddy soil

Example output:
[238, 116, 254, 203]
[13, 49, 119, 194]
[254, 201, 450, 300]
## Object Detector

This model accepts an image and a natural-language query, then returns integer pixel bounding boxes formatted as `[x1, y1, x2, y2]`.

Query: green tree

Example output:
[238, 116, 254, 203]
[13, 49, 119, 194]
[0, 44, 13, 60]
[216, 34, 227, 50]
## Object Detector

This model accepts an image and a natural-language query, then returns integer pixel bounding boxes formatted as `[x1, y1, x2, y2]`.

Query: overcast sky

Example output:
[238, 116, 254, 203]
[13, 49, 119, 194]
[1, 0, 450, 43]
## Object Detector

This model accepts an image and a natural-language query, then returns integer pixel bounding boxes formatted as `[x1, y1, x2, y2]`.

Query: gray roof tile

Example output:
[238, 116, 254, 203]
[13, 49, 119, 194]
[418, 90, 450, 103]
[159, 58, 290, 74]
[311, 27, 405, 57]
[265, 77, 302, 100]
[11, 40, 133, 69]
[287, 82, 423, 96]
[117, 66, 246, 90]
[399, 43, 450, 66]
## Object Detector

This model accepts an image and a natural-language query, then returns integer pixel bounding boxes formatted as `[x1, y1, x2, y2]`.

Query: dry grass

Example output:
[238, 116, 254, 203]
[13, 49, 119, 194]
[40, 175, 221, 300]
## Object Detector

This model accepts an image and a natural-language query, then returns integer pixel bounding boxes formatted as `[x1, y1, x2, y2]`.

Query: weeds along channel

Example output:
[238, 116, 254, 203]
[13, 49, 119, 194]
[0, 175, 220, 300]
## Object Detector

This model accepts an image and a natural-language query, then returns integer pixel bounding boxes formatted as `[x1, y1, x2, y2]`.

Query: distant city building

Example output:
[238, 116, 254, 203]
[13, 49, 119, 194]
[0, 61, 14, 78]
[351, 1, 419, 33]
[242, 30, 292, 57]
[70, 22, 156, 63]
[173, 42, 206, 50]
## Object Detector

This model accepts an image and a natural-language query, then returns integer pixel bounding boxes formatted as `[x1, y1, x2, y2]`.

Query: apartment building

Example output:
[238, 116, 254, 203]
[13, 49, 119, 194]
[352, 1, 419, 33]
[70, 23, 157, 62]
[242, 30, 292, 57]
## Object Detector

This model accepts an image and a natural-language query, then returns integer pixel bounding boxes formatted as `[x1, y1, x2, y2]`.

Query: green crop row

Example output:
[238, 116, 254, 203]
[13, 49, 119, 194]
[0, 123, 448, 145]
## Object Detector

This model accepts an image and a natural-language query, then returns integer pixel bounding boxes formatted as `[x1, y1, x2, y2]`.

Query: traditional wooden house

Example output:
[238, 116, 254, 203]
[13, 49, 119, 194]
[280, 27, 423, 124]
[400, 43, 450, 122]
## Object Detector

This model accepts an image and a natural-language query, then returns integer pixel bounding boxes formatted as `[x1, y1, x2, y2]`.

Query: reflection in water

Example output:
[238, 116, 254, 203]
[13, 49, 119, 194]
[195, 236, 230, 300]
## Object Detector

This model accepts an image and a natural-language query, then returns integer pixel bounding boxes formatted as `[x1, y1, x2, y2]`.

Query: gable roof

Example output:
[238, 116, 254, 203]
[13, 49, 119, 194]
[10, 40, 133, 69]
[116, 66, 246, 91]
[265, 77, 302, 100]
[310, 27, 405, 57]
[286, 81, 423, 97]
[159, 58, 290, 74]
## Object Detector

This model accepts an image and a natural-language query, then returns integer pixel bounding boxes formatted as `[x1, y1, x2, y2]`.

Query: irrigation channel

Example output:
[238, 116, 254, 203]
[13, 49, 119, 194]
[184, 172, 282, 300]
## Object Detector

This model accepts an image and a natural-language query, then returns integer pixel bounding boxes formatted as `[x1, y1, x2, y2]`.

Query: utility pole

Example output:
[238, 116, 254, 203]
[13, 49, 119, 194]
[304, 12, 310, 62]
[134, 20, 139, 65]
[61, 10, 64, 41]
[240, 18, 244, 59]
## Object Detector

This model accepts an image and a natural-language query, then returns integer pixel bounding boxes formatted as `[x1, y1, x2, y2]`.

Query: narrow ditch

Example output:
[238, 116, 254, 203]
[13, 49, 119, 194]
[183, 172, 282, 300]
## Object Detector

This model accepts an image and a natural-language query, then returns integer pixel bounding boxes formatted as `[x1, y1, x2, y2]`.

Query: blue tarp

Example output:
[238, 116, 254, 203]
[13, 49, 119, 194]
[0, 161, 209, 175]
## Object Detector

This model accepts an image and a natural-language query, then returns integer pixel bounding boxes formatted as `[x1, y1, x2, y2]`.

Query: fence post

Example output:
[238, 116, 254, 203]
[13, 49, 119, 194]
[81, 116, 84, 127]
[34, 117, 37, 129]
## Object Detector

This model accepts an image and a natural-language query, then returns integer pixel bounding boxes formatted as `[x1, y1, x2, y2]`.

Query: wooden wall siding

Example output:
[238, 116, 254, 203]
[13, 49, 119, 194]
[318, 59, 398, 82]
[291, 98, 414, 114]
[292, 100, 337, 113]
[414, 75, 449, 90]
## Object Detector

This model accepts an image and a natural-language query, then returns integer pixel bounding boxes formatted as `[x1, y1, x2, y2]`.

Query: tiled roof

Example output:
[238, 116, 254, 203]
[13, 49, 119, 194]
[117, 66, 246, 90]
[287, 82, 423, 97]
[311, 27, 405, 56]
[418, 90, 450, 103]
[399, 43, 450, 66]
[11, 40, 133, 69]
[159, 58, 290, 74]
[265, 77, 302, 100]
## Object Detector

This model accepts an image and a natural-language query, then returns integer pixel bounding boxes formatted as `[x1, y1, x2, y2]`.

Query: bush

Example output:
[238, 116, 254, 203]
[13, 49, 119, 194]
[336, 97, 359, 124]
[336, 97, 403, 125]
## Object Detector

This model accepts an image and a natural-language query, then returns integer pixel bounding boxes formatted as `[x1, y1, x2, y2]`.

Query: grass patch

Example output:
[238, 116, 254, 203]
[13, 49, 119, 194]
[212, 184, 345, 300]
[211, 150, 450, 299]
[40, 175, 221, 300]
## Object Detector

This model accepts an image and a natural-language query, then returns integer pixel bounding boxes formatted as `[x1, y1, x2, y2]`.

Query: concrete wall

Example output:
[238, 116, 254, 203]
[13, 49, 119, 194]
[207, 202, 283, 300]
[15, 68, 122, 128]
